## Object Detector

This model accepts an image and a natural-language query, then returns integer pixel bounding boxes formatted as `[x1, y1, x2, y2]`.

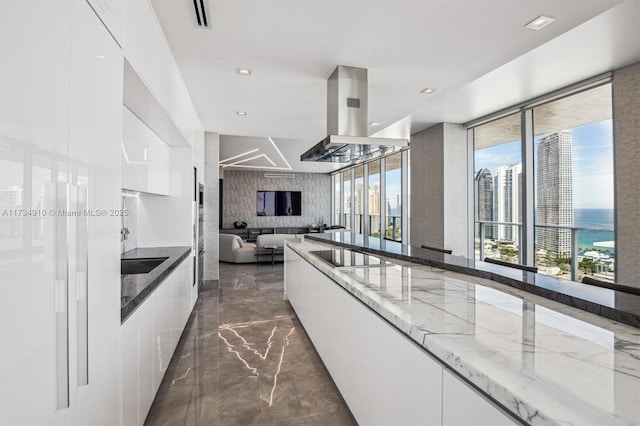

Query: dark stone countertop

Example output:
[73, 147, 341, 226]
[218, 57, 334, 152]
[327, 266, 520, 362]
[121, 246, 192, 323]
[305, 232, 640, 328]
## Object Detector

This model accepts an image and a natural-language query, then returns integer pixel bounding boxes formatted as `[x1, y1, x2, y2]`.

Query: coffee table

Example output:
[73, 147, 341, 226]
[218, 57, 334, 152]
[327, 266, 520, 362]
[256, 245, 284, 266]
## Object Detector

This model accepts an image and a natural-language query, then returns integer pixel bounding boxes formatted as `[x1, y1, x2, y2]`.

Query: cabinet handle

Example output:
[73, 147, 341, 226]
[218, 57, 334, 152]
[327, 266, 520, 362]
[76, 185, 89, 386]
[54, 182, 69, 409]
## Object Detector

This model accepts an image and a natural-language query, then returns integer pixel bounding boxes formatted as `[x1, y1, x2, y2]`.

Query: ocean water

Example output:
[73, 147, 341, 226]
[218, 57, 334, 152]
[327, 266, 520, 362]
[574, 209, 614, 252]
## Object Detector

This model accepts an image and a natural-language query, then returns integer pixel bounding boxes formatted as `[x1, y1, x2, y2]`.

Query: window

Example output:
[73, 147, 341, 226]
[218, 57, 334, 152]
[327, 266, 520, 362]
[342, 169, 351, 229]
[333, 174, 340, 225]
[331, 152, 408, 242]
[354, 166, 364, 234]
[384, 153, 402, 241]
[533, 84, 614, 282]
[473, 113, 522, 265]
[471, 81, 615, 283]
[368, 160, 381, 237]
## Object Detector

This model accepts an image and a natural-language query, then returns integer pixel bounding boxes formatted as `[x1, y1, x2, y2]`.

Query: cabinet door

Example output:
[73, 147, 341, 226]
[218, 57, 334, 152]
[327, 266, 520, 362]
[146, 131, 171, 196]
[121, 299, 154, 426]
[0, 1, 72, 425]
[67, 1, 123, 423]
[122, 107, 149, 193]
[152, 274, 173, 394]
[86, 0, 124, 45]
[442, 369, 518, 426]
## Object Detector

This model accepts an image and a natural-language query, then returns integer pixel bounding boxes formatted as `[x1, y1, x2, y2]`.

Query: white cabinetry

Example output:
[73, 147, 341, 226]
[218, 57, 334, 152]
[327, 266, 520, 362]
[121, 107, 171, 195]
[0, 1, 122, 424]
[285, 247, 519, 426]
[121, 297, 154, 426]
[442, 370, 518, 426]
[285, 248, 443, 426]
[86, 0, 123, 44]
[121, 256, 193, 426]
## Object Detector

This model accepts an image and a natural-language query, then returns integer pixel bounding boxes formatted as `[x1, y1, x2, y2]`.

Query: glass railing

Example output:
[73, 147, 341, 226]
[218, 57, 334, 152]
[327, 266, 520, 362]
[368, 214, 381, 238]
[385, 215, 402, 242]
[534, 224, 614, 283]
[475, 221, 522, 266]
[354, 214, 364, 234]
[343, 213, 351, 230]
[475, 221, 615, 283]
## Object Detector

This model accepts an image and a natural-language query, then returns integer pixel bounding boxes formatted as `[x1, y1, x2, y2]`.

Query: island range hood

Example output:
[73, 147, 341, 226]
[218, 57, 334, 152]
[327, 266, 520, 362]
[300, 66, 408, 163]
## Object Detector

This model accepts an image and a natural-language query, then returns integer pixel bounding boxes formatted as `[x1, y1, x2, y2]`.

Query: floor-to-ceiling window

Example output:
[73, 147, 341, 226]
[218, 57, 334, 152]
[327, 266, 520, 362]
[368, 160, 381, 237]
[342, 169, 352, 229]
[333, 173, 341, 225]
[330, 151, 409, 242]
[384, 153, 402, 241]
[471, 80, 615, 283]
[532, 84, 614, 282]
[473, 113, 522, 265]
[354, 165, 364, 234]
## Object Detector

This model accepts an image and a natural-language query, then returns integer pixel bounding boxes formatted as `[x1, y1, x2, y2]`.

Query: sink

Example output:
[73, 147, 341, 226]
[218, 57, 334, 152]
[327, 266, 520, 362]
[121, 257, 168, 275]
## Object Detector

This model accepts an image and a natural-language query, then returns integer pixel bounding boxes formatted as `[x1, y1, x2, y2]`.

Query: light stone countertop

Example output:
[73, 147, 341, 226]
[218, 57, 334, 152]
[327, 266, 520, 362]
[286, 239, 640, 426]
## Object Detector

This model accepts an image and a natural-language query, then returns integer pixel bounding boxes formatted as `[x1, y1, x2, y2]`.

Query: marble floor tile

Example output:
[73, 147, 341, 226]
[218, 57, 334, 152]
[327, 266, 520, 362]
[144, 262, 356, 426]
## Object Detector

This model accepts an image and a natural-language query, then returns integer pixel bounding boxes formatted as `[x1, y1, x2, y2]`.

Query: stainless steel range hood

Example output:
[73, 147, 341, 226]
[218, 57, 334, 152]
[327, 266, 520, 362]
[301, 66, 408, 163]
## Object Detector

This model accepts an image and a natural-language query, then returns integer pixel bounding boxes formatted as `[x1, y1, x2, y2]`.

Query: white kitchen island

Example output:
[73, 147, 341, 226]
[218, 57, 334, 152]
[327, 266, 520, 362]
[284, 239, 640, 426]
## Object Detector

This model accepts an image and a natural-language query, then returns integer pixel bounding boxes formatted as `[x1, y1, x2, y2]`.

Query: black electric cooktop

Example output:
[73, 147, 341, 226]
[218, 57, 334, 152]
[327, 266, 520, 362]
[309, 249, 394, 269]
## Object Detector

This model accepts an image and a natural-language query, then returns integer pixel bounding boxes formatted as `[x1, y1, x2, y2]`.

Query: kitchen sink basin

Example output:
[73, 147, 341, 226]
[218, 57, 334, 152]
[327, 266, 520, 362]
[121, 257, 168, 275]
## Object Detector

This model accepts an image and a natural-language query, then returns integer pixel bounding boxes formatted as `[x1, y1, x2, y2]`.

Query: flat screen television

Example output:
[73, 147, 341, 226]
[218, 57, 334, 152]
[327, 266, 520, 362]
[257, 191, 302, 216]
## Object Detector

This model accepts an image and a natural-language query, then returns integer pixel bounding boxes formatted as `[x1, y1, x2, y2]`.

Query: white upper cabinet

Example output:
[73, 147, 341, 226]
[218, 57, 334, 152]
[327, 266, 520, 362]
[122, 107, 171, 195]
[86, 0, 124, 45]
[121, 0, 203, 151]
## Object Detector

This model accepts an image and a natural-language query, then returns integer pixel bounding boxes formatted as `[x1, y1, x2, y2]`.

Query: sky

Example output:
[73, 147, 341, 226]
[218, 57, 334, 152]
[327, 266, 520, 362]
[474, 120, 614, 210]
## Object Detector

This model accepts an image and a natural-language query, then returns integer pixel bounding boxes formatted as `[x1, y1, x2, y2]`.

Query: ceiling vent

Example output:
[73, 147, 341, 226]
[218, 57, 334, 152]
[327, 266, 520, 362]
[192, 0, 210, 28]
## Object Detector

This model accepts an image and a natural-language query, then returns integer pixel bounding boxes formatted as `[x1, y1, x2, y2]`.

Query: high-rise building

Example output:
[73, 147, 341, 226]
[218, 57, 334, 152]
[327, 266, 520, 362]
[536, 131, 574, 255]
[495, 163, 522, 242]
[475, 168, 495, 239]
[368, 181, 380, 215]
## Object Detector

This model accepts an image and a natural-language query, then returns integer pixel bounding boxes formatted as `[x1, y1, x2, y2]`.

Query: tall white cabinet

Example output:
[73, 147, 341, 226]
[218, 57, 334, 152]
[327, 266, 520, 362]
[0, 1, 123, 424]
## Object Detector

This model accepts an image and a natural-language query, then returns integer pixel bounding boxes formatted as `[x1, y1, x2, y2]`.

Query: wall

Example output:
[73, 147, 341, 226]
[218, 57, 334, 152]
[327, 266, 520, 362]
[410, 123, 469, 256]
[613, 61, 640, 288]
[136, 147, 194, 248]
[204, 132, 220, 282]
[222, 170, 331, 229]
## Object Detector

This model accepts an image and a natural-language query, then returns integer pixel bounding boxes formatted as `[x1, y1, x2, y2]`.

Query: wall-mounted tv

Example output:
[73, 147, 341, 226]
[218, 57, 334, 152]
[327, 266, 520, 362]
[257, 191, 302, 216]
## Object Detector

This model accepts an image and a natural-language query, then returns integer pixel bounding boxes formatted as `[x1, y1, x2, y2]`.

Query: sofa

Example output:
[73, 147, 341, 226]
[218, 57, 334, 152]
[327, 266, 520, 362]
[219, 233, 299, 263]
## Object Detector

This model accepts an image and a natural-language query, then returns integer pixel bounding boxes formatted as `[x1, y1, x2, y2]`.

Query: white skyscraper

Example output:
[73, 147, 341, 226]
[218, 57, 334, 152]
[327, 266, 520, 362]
[495, 163, 522, 243]
[536, 131, 574, 255]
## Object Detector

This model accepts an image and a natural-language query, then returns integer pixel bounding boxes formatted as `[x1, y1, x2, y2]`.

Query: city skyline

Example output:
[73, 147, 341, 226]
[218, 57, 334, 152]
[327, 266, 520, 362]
[474, 120, 614, 210]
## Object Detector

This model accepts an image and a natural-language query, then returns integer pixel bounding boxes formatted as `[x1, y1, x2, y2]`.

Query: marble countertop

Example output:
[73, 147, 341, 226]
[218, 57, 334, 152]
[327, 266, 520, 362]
[287, 238, 640, 426]
[121, 246, 191, 322]
[305, 232, 640, 328]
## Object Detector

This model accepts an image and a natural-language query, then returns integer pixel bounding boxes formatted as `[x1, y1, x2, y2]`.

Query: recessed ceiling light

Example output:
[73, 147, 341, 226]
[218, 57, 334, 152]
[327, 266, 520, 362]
[369, 122, 381, 127]
[95, 55, 105, 59]
[237, 68, 252, 76]
[420, 88, 436, 94]
[524, 15, 555, 30]
[236, 111, 247, 116]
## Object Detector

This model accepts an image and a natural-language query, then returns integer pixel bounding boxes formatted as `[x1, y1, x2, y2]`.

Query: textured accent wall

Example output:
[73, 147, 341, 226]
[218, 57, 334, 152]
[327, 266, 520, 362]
[410, 123, 469, 256]
[204, 132, 220, 281]
[222, 170, 331, 229]
[613, 61, 640, 287]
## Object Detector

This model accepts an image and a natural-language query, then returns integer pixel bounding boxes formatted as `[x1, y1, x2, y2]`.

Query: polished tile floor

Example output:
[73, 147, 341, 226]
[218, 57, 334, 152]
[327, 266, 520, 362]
[145, 262, 357, 426]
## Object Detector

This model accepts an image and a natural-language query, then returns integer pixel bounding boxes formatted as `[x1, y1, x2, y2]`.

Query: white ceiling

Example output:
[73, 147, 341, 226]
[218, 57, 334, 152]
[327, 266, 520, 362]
[150, 0, 640, 173]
